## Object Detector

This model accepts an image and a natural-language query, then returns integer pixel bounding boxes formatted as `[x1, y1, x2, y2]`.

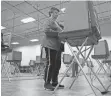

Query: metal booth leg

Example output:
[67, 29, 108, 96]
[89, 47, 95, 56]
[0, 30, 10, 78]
[76, 45, 107, 92]
[67, 42, 97, 96]
[92, 59, 108, 81]
[53, 38, 98, 96]
[97, 60, 108, 75]
[66, 41, 98, 96]
[69, 41, 93, 89]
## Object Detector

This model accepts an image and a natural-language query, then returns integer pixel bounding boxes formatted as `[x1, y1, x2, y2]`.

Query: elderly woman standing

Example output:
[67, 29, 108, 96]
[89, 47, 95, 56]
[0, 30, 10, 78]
[42, 7, 64, 91]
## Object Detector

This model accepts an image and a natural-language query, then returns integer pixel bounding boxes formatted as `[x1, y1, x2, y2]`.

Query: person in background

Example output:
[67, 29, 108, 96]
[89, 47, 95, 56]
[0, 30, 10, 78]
[72, 51, 79, 77]
[42, 7, 64, 91]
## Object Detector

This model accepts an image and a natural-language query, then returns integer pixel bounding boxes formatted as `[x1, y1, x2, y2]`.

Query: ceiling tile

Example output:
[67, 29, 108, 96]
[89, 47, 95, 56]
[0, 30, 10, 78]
[93, 1, 107, 6]
[28, 1, 61, 10]
[1, 9, 14, 21]
[14, 22, 37, 33]
[95, 3, 110, 13]
[1, 3, 7, 11]
[15, 2, 37, 14]
[98, 11, 111, 19]
[3, 20, 13, 28]
[2, 15, 29, 29]
[7, 1, 24, 6]
[29, 11, 46, 20]
[2, 1, 25, 15]
[22, 27, 37, 34]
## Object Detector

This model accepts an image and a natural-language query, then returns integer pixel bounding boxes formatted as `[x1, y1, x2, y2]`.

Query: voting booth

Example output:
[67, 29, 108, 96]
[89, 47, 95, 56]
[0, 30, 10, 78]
[92, 40, 110, 59]
[6, 51, 22, 80]
[91, 40, 110, 76]
[35, 55, 46, 76]
[1, 32, 12, 81]
[8, 51, 22, 61]
[1, 33, 22, 81]
[53, 1, 107, 96]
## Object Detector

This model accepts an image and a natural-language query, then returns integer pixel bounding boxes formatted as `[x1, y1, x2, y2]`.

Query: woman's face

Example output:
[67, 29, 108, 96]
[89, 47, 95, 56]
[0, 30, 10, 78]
[52, 10, 59, 19]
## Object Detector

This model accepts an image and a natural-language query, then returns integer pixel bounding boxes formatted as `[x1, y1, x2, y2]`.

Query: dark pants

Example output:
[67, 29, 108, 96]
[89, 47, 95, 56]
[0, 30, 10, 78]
[44, 47, 61, 84]
[72, 62, 78, 77]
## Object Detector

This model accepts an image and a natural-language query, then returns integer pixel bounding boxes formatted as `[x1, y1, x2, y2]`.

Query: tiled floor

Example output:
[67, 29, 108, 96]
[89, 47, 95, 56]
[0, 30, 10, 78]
[1, 73, 111, 96]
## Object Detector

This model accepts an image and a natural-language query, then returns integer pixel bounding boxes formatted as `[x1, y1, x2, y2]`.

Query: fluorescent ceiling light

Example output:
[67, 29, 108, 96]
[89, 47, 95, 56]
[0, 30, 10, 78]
[11, 42, 19, 45]
[21, 17, 36, 23]
[1, 26, 6, 30]
[61, 8, 66, 13]
[30, 39, 39, 42]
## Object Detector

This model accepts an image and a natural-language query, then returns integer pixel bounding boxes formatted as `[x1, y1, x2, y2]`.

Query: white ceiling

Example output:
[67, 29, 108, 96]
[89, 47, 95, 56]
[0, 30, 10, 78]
[1, 1, 111, 48]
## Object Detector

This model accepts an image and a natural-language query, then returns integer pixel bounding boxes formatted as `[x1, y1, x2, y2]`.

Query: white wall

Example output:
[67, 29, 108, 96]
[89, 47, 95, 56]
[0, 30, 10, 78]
[14, 45, 41, 66]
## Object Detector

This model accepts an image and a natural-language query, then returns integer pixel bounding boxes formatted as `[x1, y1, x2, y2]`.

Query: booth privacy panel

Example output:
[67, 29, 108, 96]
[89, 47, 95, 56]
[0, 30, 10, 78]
[63, 54, 73, 64]
[92, 40, 110, 59]
[58, 1, 99, 32]
[2, 32, 12, 47]
[94, 40, 109, 56]
[59, 1, 101, 47]
[58, 1, 89, 32]
[8, 51, 22, 61]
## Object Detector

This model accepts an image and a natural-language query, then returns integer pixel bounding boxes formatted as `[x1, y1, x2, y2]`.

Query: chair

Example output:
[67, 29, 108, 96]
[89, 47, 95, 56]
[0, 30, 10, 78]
[92, 40, 110, 76]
